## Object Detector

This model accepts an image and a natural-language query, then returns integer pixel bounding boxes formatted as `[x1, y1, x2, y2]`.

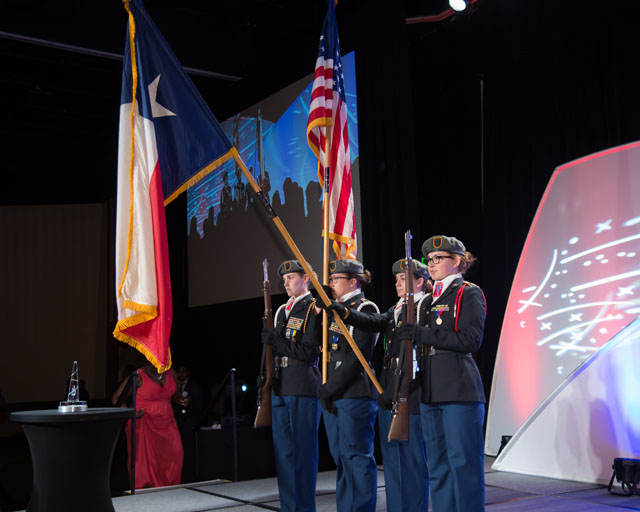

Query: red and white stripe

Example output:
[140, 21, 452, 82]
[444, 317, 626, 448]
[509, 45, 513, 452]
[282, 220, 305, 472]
[307, 55, 357, 260]
[114, 103, 173, 370]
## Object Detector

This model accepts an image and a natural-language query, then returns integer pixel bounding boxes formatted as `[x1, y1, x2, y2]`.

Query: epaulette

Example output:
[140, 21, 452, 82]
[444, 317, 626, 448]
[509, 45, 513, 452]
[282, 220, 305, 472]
[460, 280, 486, 313]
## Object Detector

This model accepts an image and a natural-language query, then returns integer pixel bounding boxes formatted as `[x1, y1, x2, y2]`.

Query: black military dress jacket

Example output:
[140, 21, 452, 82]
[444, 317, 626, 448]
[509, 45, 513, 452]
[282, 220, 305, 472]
[323, 292, 379, 400]
[416, 277, 486, 404]
[342, 294, 431, 413]
[271, 293, 321, 397]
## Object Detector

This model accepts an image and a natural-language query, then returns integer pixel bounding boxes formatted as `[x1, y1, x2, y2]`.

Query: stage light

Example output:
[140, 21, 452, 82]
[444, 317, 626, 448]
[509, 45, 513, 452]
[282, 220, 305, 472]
[608, 458, 640, 496]
[497, 435, 512, 456]
[241, 384, 248, 392]
[449, 0, 467, 11]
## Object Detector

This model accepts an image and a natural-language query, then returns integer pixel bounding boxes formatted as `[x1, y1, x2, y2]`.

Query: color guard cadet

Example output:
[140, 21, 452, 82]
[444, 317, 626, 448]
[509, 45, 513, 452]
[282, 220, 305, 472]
[325, 259, 431, 511]
[261, 259, 321, 512]
[317, 259, 379, 512]
[397, 235, 487, 512]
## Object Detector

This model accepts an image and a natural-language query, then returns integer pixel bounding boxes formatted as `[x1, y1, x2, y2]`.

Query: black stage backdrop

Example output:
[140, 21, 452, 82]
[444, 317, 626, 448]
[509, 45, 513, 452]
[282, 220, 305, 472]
[2, 0, 640, 416]
[167, 0, 640, 414]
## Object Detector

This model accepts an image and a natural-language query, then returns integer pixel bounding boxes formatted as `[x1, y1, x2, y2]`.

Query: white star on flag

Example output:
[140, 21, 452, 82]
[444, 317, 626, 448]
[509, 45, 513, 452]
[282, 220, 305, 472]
[149, 75, 176, 118]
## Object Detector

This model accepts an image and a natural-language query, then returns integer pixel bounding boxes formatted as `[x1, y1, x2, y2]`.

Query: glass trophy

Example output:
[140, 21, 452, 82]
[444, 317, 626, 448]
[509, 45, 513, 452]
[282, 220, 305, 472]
[58, 360, 88, 412]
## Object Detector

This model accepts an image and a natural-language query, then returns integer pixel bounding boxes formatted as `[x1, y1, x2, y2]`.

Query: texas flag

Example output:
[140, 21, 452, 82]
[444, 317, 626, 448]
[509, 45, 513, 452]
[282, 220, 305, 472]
[114, 0, 235, 371]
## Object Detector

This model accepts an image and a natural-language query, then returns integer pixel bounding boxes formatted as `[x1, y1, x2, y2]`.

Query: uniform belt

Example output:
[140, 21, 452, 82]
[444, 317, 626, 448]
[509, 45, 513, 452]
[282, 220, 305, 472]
[419, 347, 470, 357]
[274, 356, 315, 368]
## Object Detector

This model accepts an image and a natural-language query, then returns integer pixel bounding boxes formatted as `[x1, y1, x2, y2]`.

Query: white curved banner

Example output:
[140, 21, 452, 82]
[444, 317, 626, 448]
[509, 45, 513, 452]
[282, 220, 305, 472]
[486, 141, 640, 455]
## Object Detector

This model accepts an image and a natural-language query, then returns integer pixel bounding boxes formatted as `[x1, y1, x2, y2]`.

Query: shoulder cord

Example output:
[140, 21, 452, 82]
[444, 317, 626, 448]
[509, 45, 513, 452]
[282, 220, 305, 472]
[352, 299, 381, 345]
[273, 303, 287, 329]
[454, 282, 487, 332]
[302, 300, 315, 332]
[416, 293, 429, 326]
[453, 284, 467, 332]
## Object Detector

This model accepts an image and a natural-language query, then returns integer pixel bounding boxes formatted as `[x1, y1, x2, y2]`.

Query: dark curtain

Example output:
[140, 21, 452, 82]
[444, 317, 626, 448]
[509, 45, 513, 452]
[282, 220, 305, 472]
[168, 0, 640, 406]
[403, 0, 640, 390]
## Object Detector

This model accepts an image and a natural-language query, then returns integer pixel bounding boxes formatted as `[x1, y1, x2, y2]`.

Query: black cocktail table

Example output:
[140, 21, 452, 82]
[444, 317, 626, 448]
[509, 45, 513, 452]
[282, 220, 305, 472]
[11, 407, 134, 512]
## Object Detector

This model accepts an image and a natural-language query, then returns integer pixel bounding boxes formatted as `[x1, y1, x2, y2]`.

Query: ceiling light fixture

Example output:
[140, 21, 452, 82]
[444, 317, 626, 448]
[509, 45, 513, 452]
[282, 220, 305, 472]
[449, 0, 468, 12]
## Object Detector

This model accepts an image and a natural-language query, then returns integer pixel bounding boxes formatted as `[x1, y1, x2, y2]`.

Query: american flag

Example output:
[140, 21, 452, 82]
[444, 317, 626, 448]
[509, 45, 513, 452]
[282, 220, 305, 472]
[306, 0, 356, 260]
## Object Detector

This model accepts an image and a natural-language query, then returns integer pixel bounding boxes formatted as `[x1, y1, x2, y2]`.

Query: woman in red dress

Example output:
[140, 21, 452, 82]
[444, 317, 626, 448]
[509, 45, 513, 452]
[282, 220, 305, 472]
[113, 365, 183, 488]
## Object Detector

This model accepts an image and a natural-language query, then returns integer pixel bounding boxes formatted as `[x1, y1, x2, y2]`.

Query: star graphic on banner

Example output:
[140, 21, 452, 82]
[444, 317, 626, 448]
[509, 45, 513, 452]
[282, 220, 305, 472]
[540, 322, 552, 331]
[569, 330, 584, 342]
[148, 75, 176, 118]
[617, 285, 635, 296]
[569, 313, 583, 322]
[595, 219, 612, 234]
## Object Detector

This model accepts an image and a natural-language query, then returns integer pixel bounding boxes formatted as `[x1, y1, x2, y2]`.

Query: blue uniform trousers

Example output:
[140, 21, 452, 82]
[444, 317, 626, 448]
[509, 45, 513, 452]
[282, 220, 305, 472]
[419, 402, 485, 512]
[323, 398, 377, 512]
[272, 395, 321, 512]
[378, 408, 429, 511]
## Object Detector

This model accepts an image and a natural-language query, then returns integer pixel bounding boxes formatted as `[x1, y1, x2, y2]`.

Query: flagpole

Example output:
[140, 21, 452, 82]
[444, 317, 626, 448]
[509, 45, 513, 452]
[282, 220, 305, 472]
[321, 125, 332, 384]
[232, 150, 383, 394]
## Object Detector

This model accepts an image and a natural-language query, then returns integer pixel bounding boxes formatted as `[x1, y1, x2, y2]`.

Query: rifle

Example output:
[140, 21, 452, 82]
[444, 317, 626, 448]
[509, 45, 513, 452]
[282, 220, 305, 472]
[254, 258, 274, 428]
[388, 230, 415, 442]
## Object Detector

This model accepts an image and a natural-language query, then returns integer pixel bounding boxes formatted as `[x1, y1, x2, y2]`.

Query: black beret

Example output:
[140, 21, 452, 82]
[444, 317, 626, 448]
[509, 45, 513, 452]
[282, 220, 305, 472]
[421, 235, 466, 257]
[392, 259, 429, 280]
[329, 259, 364, 275]
[278, 259, 306, 276]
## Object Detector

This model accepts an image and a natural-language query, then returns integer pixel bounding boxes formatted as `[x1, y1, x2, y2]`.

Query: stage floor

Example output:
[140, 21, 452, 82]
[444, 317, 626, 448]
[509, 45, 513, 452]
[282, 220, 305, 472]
[99, 457, 639, 512]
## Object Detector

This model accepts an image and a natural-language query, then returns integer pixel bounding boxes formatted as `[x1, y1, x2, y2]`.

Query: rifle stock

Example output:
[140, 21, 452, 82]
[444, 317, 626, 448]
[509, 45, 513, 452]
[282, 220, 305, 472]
[388, 230, 415, 442]
[387, 400, 410, 441]
[387, 339, 409, 441]
[254, 259, 274, 428]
